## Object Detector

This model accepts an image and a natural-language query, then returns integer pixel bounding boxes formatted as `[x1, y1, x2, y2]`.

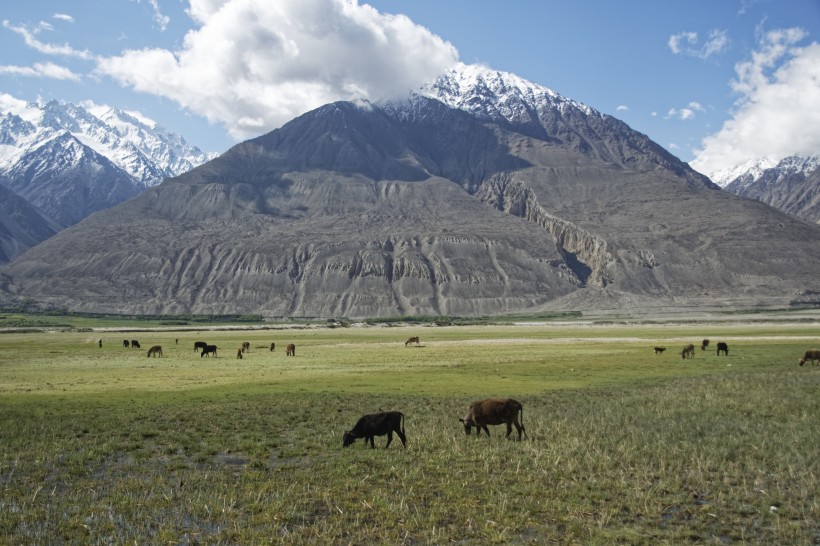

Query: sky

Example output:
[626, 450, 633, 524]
[1, 0, 819, 176]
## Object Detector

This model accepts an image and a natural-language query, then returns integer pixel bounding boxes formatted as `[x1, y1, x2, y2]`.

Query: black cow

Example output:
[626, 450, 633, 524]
[460, 398, 527, 440]
[716, 342, 729, 356]
[343, 411, 406, 449]
[701, 339, 710, 351]
[200, 344, 218, 357]
[123, 339, 130, 348]
[131, 340, 141, 349]
[194, 341, 208, 352]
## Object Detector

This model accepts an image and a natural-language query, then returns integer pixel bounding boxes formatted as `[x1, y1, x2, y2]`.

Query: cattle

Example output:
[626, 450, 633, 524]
[405, 336, 420, 346]
[200, 344, 218, 358]
[123, 339, 130, 348]
[680, 344, 695, 359]
[286, 343, 296, 356]
[716, 342, 729, 356]
[653, 346, 666, 355]
[131, 340, 141, 349]
[98, 339, 102, 348]
[237, 348, 243, 359]
[798, 349, 820, 366]
[147, 345, 163, 358]
[270, 342, 276, 352]
[701, 339, 710, 351]
[343, 411, 406, 449]
[241, 341, 250, 353]
[459, 398, 527, 440]
[194, 341, 208, 352]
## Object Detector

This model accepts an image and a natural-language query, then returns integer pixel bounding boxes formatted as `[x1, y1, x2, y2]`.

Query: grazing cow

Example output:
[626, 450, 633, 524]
[147, 345, 163, 358]
[459, 398, 527, 440]
[200, 344, 218, 358]
[270, 342, 276, 352]
[680, 344, 695, 359]
[286, 343, 296, 356]
[237, 348, 243, 359]
[716, 342, 729, 356]
[798, 349, 820, 366]
[343, 411, 406, 449]
[131, 340, 141, 349]
[701, 339, 710, 351]
[194, 341, 208, 352]
[98, 339, 103, 348]
[241, 341, 250, 353]
[405, 336, 420, 346]
[123, 339, 130, 348]
[653, 346, 666, 355]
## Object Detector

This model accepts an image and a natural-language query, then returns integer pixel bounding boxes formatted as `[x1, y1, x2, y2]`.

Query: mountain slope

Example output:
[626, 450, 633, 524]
[0, 184, 62, 265]
[2, 66, 818, 316]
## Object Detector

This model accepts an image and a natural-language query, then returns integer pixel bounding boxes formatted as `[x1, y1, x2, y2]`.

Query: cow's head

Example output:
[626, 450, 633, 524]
[342, 431, 357, 447]
[459, 416, 475, 435]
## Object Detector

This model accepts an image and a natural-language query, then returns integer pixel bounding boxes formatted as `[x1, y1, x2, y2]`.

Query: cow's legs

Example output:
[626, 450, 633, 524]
[396, 427, 407, 448]
[481, 425, 491, 436]
[368, 435, 375, 448]
[385, 431, 393, 448]
[505, 422, 513, 438]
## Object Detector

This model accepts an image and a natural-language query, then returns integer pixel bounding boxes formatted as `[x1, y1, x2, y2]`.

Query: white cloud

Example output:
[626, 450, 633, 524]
[53, 13, 75, 24]
[691, 28, 820, 175]
[134, 0, 170, 32]
[666, 101, 705, 121]
[668, 29, 729, 59]
[616, 104, 629, 112]
[96, 0, 459, 140]
[0, 62, 81, 81]
[2, 20, 94, 60]
[0, 93, 28, 114]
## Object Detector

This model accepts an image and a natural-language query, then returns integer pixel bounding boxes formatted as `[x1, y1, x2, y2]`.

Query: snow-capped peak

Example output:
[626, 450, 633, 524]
[418, 62, 597, 125]
[708, 154, 819, 188]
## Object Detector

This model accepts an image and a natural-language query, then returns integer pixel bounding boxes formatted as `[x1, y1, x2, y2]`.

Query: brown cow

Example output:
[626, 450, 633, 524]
[241, 341, 250, 353]
[653, 346, 666, 355]
[286, 343, 296, 356]
[459, 398, 527, 440]
[147, 345, 162, 358]
[343, 411, 406, 449]
[798, 349, 820, 366]
[270, 342, 276, 352]
[680, 344, 695, 359]
[405, 336, 420, 346]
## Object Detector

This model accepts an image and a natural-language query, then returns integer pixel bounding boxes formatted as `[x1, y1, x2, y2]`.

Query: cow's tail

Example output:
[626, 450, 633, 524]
[400, 412, 405, 436]
[519, 405, 528, 439]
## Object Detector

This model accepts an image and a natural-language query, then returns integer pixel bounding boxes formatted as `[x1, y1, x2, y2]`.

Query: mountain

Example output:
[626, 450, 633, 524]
[1, 64, 818, 317]
[0, 100, 217, 226]
[717, 155, 820, 224]
[0, 184, 62, 265]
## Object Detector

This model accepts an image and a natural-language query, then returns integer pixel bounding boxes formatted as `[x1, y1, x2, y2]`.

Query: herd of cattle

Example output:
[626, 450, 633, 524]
[110, 334, 818, 449]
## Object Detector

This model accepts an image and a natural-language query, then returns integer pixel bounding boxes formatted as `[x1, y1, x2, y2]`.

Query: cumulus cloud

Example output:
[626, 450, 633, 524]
[691, 28, 820, 175]
[668, 29, 729, 59]
[95, 0, 459, 140]
[53, 13, 75, 24]
[0, 62, 81, 81]
[2, 20, 94, 60]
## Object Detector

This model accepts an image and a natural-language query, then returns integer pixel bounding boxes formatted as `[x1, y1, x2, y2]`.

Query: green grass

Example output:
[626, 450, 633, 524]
[0, 321, 818, 544]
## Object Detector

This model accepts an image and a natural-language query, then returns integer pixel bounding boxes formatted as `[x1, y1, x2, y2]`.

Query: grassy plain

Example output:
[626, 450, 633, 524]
[0, 318, 818, 544]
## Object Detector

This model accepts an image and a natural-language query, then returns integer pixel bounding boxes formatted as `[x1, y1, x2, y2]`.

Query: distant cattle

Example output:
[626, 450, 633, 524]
[653, 346, 666, 355]
[200, 344, 218, 358]
[270, 342, 276, 352]
[286, 343, 296, 356]
[241, 342, 250, 353]
[680, 344, 695, 359]
[131, 340, 141, 349]
[459, 398, 527, 440]
[237, 348, 243, 359]
[798, 349, 820, 366]
[343, 411, 406, 449]
[123, 339, 130, 348]
[98, 339, 102, 348]
[716, 342, 729, 356]
[194, 341, 208, 352]
[701, 339, 710, 351]
[147, 345, 163, 358]
[405, 336, 420, 346]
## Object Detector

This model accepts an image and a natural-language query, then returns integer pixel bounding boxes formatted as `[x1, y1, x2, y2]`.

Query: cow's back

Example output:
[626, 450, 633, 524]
[470, 398, 521, 425]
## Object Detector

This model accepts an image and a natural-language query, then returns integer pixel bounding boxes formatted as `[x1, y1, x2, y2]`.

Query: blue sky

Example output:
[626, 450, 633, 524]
[1, 0, 819, 176]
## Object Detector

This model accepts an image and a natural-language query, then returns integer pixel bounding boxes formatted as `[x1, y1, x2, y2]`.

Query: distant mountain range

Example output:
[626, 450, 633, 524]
[707, 155, 819, 224]
[0, 99, 216, 263]
[2, 63, 817, 317]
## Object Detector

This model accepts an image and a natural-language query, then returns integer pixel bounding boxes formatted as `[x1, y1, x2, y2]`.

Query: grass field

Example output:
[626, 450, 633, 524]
[0, 318, 818, 544]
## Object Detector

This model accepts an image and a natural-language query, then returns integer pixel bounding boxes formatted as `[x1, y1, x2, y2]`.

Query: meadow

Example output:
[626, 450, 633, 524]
[0, 317, 818, 544]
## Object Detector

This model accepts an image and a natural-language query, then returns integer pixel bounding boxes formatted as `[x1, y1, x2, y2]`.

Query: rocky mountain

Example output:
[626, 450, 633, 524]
[717, 155, 820, 224]
[0, 99, 217, 226]
[1, 65, 818, 317]
[0, 184, 62, 265]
